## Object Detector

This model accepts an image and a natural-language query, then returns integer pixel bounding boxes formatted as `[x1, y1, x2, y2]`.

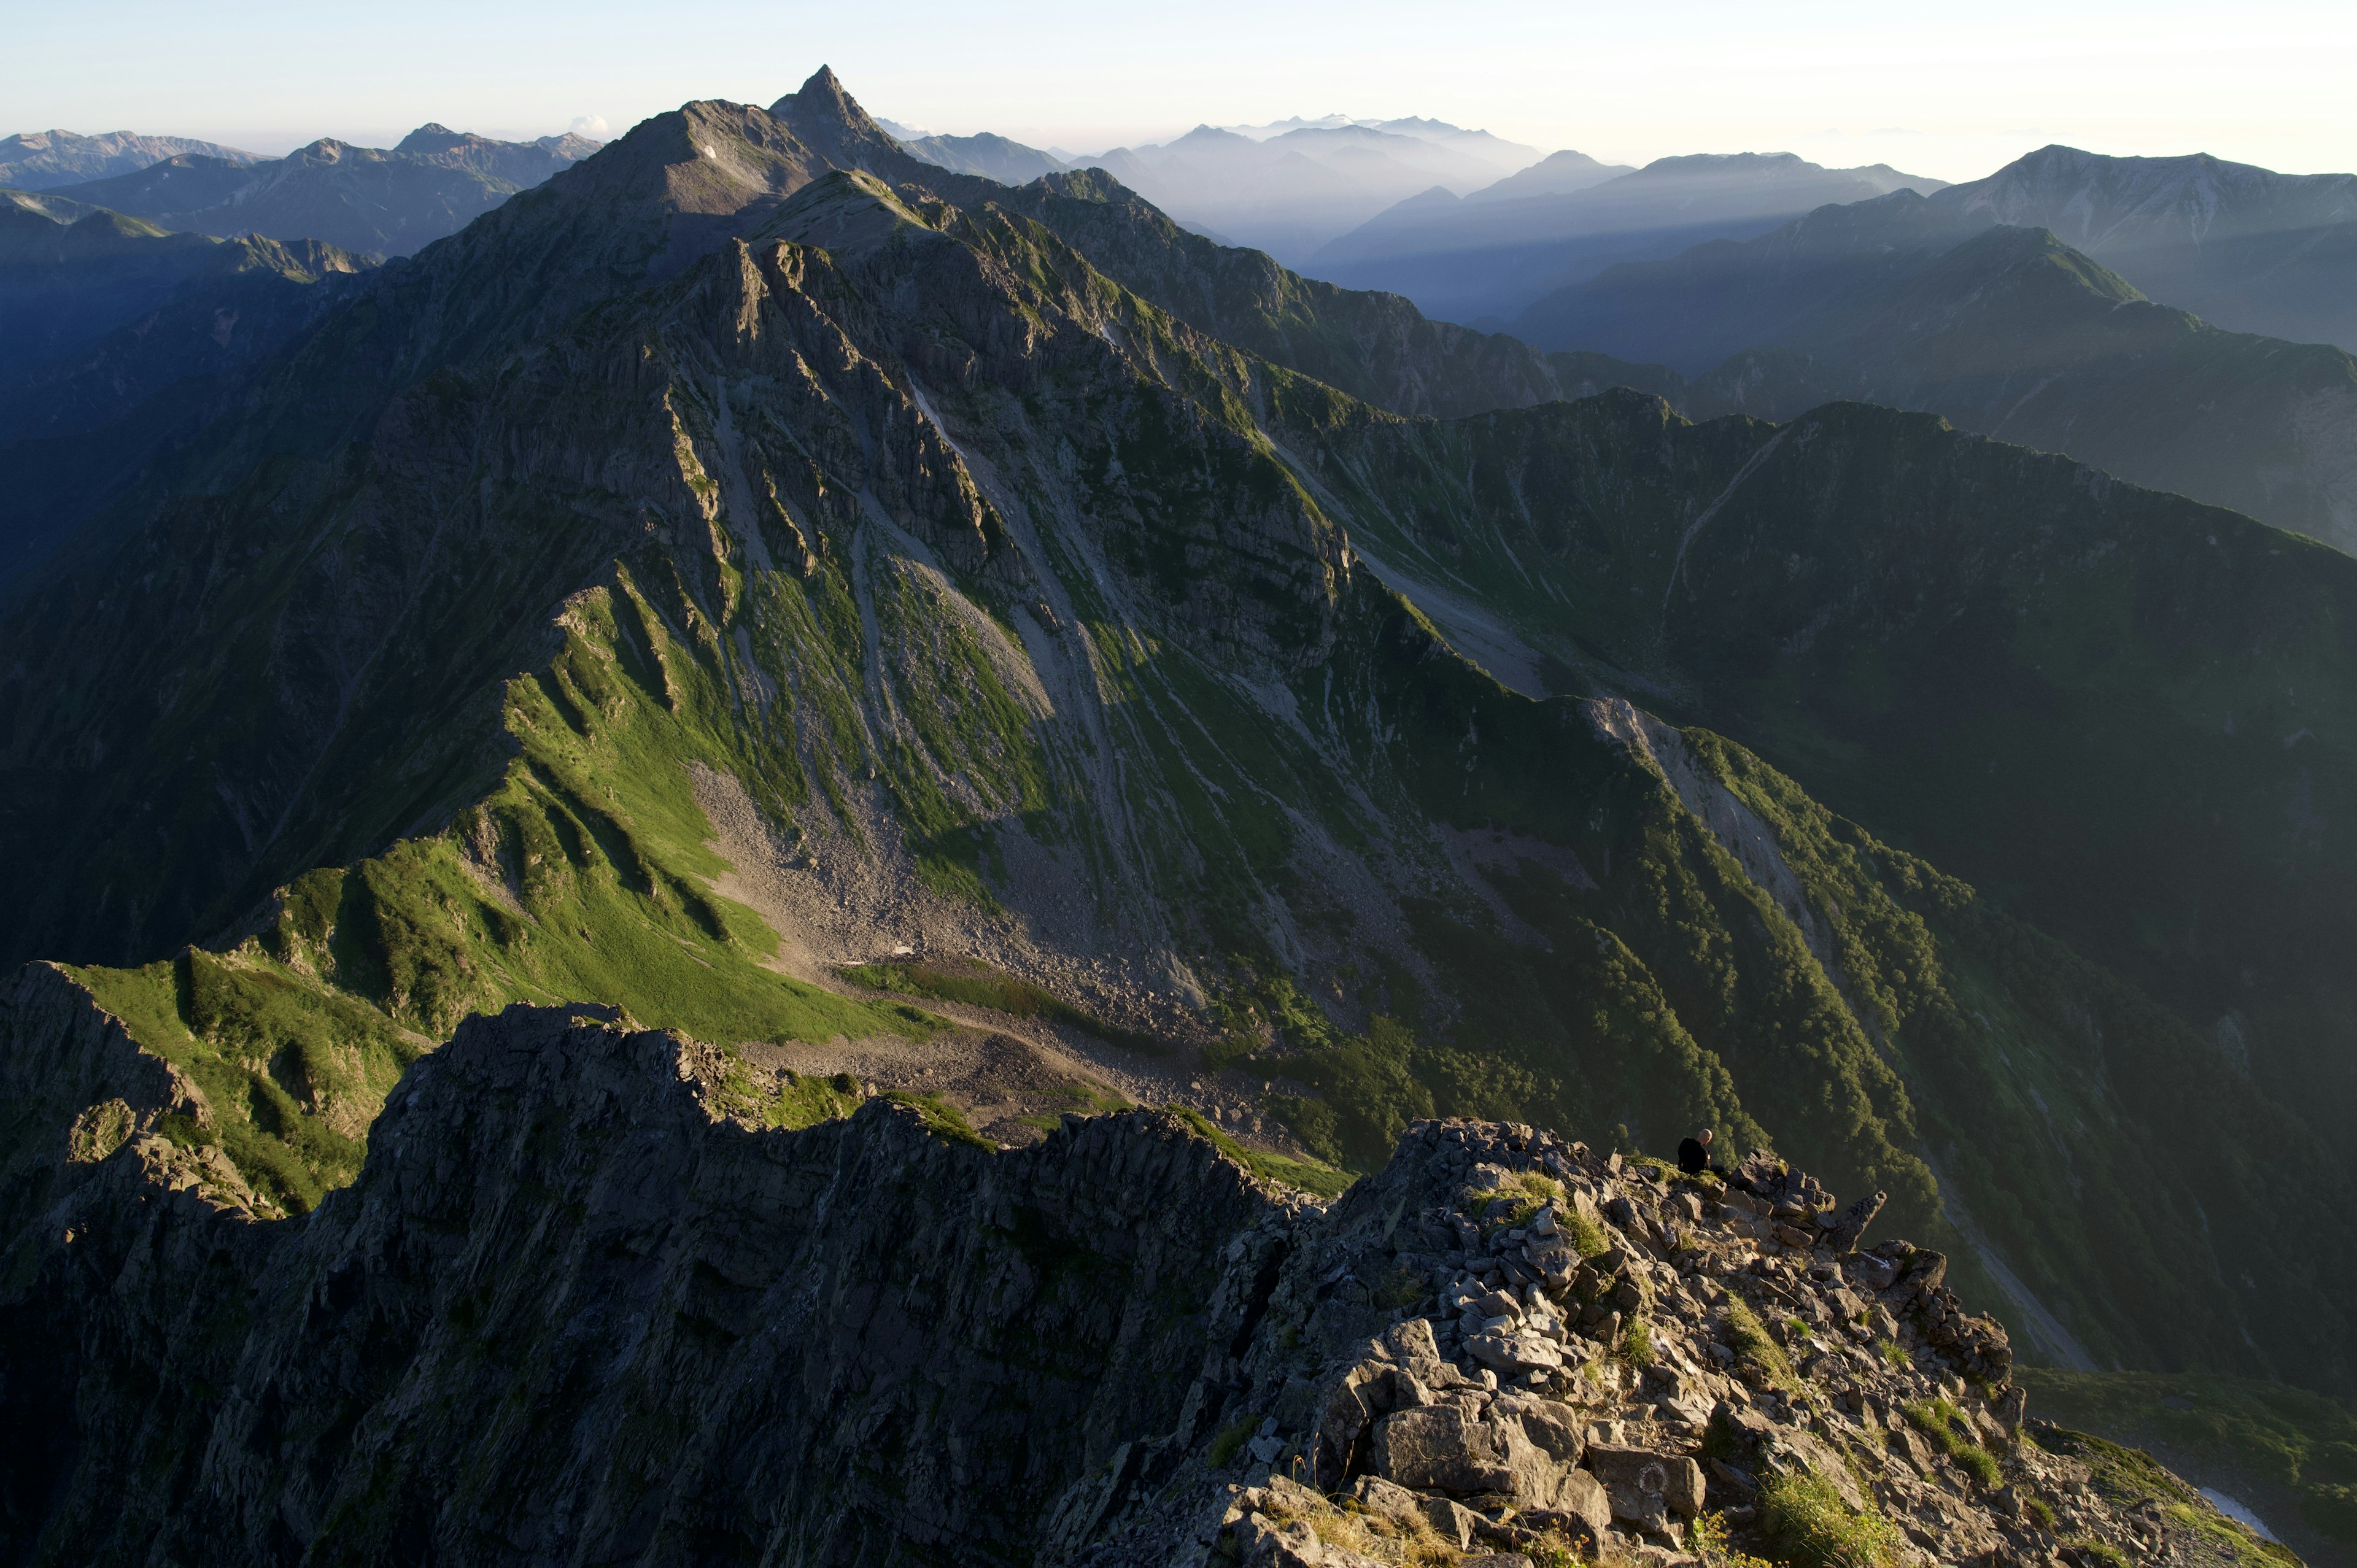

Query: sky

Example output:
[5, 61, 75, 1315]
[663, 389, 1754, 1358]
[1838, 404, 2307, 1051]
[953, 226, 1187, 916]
[9, 0, 2357, 183]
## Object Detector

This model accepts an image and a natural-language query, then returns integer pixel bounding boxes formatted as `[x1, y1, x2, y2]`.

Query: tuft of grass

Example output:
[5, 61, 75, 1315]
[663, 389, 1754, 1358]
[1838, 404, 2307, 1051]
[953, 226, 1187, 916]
[1469, 1168, 1566, 1229]
[1165, 1105, 1353, 1198]
[1904, 1399, 2002, 1488]
[2026, 1497, 2057, 1532]
[1760, 1471, 1902, 1568]
[883, 1090, 994, 1151]
[1618, 1316, 1657, 1369]
[1723, 1302, 1802, 1397]
[2067, 1541, 2129, 1568]
[1563, 1208, 1611, 1257]
[1878, 1339, 1912, 1369]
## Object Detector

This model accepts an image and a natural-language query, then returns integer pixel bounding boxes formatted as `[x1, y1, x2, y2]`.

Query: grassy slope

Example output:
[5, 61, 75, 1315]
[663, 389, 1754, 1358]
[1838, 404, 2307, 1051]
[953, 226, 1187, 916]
[63, 563, 943, 1215]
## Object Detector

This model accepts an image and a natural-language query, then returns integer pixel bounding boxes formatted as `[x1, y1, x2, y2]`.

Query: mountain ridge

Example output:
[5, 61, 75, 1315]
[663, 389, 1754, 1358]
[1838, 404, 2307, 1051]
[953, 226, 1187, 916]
[4, 71, 2357, 1434]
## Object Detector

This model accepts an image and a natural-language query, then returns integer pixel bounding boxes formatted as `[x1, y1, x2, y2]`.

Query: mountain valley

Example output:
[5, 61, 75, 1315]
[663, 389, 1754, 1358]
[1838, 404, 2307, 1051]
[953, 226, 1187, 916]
[6, 64, 2357, 1568]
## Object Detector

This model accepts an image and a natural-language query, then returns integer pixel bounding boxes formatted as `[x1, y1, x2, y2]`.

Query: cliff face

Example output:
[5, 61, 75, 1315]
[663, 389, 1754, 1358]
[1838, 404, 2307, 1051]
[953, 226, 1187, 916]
[0, 1000, 2285, 1568]
[0, 1000, 1282, 1564]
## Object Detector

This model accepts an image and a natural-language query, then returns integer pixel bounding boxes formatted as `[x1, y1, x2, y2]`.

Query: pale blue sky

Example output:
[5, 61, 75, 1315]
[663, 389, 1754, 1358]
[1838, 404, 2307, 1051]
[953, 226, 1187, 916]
[9, 0, 2354, 182]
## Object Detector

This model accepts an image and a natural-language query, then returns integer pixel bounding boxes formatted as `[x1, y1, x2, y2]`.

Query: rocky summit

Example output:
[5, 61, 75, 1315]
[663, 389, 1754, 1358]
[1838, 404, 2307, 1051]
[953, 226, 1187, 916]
[0, 1000, 2279, 1568]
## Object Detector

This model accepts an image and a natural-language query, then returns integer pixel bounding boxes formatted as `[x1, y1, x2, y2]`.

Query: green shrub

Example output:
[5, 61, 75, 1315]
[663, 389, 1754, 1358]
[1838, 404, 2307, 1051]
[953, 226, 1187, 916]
[1760, 1471, 1901, 1568]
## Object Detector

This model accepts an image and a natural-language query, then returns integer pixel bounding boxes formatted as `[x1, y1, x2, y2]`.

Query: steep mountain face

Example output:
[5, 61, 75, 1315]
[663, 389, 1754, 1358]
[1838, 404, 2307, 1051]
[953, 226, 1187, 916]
[7, 68, 2357, 1423]
[1077, 123, 1540, 266]
[44, 123, 602, 258]
[0, 1001, 2285, 1568]
[0, 128, 256, 190]
[1308, 153, 1946, 328]
[1302, 392, 2357, 1377]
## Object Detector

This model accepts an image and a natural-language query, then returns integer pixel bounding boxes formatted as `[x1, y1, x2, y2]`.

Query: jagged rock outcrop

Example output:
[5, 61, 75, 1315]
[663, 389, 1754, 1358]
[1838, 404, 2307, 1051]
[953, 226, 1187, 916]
[0, 1007, 2281, 1568]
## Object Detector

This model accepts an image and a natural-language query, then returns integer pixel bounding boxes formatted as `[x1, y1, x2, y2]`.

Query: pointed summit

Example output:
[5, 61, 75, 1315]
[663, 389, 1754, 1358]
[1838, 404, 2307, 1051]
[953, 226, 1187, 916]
[770, 66, 902, 171]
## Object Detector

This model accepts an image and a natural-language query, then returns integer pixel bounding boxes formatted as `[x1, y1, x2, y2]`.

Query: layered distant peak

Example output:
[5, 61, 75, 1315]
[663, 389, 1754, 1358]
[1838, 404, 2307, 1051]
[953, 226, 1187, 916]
[395, 123, 473, 155]
[0, 128, 258, 192]
[1463, 149, 1635, 205]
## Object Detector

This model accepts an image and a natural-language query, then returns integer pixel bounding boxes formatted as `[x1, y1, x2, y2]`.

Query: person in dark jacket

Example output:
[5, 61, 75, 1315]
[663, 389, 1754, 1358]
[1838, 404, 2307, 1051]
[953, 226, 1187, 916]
[1676, 1128, 1717, 1175]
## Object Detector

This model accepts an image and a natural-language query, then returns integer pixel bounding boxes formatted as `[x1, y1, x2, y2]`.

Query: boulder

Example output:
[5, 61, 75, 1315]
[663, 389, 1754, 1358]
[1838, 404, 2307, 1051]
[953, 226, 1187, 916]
[1344, 1474, 1424, 1529]
[1420, 1494, 1482, 1549]
[1495, 1394, 1585, 1462]
[1587, 1443, 1707, 1518]
[1370, 1407, 1517, 1494]
[1829, 1190, 1886, 1252]
[1466, 1329, 1565, 1375]
[1554, 1466, 1615, 1535]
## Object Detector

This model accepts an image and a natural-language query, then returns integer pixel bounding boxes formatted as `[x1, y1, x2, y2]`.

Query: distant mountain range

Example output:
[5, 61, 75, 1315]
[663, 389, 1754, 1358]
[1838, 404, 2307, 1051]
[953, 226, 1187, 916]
[1304, 152, 1945, 324]
[884, 127, 1068, 184]
[0, 129, 258, 191]
[1066, 120, 1549, 265]
[1562, 223, 2357, 552]
[0, 189, 373, 581]
[29, 123, 600, 258]
[1517, 144, 2357, 360]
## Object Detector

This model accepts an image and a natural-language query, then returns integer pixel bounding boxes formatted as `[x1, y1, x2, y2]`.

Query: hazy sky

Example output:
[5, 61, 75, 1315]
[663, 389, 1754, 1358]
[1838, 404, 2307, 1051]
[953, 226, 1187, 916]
[9, 0, 2356, 182]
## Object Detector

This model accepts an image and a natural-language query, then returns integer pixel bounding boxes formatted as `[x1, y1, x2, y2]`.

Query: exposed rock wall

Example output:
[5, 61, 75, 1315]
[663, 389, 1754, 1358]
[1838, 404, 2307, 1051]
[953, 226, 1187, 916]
[0, 1002, 1280, 1566]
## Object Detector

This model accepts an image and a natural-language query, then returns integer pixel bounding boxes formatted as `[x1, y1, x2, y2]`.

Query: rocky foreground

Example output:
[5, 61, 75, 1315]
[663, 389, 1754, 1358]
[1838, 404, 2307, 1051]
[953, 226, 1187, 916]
[0, 999, 2288, 1568]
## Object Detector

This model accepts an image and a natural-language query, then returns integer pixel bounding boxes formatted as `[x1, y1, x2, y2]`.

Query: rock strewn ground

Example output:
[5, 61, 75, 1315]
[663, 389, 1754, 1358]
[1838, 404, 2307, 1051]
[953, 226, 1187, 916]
[1084, 1119, 2292, 1568]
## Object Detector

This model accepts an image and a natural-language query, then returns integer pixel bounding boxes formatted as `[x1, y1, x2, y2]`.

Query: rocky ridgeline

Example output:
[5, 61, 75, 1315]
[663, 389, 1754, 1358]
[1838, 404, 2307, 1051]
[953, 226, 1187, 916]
[0, 1002, 2284, 1568]
[1161, 1120, 2275, 1568]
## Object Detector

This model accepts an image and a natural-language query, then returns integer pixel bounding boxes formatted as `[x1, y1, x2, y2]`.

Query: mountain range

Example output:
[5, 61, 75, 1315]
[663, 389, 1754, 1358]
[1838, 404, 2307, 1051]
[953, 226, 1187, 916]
[26, 122, 600, 259]
[0, 128, 257, 190]
[1305, 152, 1946, 326]
[1517, 214, 2357, 551]
[0, 190, 373, 581]
[1070, 120, 1549, 263]
[1517, 145, 2357, 360]
[4, 67, 2357, 1464]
